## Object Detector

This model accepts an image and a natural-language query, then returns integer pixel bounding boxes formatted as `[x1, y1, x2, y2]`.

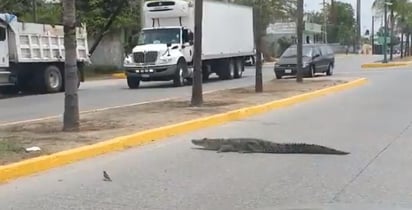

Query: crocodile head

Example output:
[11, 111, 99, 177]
[191, 138, 224, 150]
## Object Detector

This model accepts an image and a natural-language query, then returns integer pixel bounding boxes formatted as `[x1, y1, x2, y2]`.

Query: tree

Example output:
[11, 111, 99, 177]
[296, 0, 303, 83]
[253, 4, 263, 92]
[87, 0, 129, 56]
[372, 0, 411, 59]
[306, 2, 356, 46]
[191, 0, 203, 106]
[62, 0, 80, 131]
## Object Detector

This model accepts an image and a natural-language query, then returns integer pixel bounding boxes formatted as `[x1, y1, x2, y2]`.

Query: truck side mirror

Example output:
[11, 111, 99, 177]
[167, 43, 172, 47]
[189, 40, 194, 46]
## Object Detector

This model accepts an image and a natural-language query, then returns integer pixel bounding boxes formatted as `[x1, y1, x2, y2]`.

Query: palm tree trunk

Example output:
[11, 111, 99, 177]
[191, 0, 203, 106]
[389, 6, 394, 60]
[63, 0, 80, 131]
[253, 4, 264, 90]
[406, 32, 411, 56]
[400, 33, 404, 58]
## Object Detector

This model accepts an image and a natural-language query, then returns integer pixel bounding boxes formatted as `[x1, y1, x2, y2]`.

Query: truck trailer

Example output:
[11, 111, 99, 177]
[124, 0, 255, 88]
[0, 13, 90, 94]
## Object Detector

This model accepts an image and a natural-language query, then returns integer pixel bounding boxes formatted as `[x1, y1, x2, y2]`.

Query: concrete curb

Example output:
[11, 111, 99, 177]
[112, 73, 126, 79]
[361, 61, 412, 69]
[0, 77, 367, 183]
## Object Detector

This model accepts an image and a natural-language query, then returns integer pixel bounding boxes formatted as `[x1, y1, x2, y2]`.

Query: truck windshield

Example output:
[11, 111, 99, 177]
[281, 46, 312, 58]
[138, 28, 181, 45]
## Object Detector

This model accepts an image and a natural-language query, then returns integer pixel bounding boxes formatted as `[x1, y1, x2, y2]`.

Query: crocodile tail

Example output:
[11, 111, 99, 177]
[278, 143, 350, 155]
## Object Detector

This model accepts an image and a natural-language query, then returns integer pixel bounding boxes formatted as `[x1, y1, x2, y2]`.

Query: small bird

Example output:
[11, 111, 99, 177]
[103, 170, 112, 182]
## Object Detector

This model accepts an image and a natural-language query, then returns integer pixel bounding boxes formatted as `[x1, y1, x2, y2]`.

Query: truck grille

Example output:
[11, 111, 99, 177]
[133, 51, 158, 63]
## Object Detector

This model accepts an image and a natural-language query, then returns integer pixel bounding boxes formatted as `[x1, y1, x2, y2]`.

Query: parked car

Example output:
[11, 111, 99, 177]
[274, 43, 335, 79]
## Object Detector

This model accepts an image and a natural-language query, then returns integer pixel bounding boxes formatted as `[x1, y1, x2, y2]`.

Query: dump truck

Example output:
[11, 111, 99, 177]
[0, 13, 90, 94]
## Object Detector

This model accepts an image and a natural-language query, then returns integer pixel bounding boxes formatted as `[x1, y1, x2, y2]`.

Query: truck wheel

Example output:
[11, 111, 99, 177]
[38, 65, 63, 93]
[202, 64, 211, 82]
[221, 59, 235, 80]
[234, 58, 244, 78]
[127, 77, 140, 89]
[173, 60, 187, 87]
[202, 72, 210, 81]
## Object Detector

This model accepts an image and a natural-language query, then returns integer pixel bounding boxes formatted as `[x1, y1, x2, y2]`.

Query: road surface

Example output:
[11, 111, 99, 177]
[1, 54, 412, 209]
[0, 55, 378, 124]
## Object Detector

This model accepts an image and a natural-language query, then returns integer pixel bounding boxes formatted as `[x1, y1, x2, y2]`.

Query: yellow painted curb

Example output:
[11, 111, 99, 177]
[0, 77, 367, 183]
[112, 72, 126, 79]
[361, 61, 412, 68]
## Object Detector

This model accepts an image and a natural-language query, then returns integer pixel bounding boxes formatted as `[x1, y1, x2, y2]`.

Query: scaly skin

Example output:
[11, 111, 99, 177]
[191, 138, 349, 155]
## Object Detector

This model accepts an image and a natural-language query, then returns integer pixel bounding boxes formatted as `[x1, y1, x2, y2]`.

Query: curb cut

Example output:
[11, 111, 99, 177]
[0, 77, 368, 183]
[361, 61, 412, 69]
[112, 73, 126, 79]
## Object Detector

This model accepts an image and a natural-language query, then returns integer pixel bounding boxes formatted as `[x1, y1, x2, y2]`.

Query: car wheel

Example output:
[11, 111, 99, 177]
[275, 72, 282, 79]
[326, 63, 334, 76]
[308, 65, 315, 78]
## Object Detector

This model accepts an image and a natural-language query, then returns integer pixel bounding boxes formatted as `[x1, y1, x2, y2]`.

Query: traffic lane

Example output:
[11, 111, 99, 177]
[0, 55, 374, 124]
[0, 66, 273, 124]
[1, 67, 412, 209]
[336, 125, 412, 205]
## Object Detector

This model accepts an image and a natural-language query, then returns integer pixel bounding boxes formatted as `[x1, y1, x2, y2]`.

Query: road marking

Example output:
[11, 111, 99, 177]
[0, 78, 367, 183]
[0, 89, 224, 127]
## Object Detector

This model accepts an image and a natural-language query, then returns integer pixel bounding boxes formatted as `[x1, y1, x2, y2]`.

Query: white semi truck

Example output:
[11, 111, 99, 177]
[123, 0, 255, 88]
[0, 13, 90, 94]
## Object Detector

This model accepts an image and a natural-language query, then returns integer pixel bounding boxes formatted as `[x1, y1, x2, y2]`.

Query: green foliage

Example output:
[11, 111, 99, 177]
[277, 36, 293, 55]
[1, 0, 141, 35]
[76, 0, 141, 36]
[221, 0, 297, 35]
[305, 1, 356, 45]
[1, 0, 62, 25]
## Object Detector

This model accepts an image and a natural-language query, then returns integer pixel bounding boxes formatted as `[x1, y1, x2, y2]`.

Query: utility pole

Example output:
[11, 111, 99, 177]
[32, 0, 37, 22]
[389, 0, 394, 60]
[383, 1, 388, 63]
[191, 0, 203, 106]
[356, 0, 361, 53]
[323, 0, 327, 43]
[140, 0, 145, 27]
[296, 0, 304, 83]
[371, 16, 375, 55]
[253, 3, 263, 92]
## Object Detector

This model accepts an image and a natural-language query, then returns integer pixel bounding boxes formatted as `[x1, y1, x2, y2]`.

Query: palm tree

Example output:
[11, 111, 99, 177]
[62, 0, 80, 131]
[372, 0, 411, 59]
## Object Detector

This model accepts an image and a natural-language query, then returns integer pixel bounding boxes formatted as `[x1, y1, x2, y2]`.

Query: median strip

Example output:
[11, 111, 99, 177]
[361, 61, 412, 69]
[0, 77, 367, 183]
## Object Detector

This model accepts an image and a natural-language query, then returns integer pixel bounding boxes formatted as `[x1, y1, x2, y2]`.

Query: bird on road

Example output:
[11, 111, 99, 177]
[103, 170, 112, 182]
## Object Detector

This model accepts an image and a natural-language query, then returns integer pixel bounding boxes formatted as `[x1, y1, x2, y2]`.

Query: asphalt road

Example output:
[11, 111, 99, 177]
[0, 55, 377, 124]
[2, 54, 412, 209]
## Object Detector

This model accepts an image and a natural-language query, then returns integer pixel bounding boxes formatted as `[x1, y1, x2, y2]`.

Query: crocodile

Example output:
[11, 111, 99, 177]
[191, 138, 349, 155]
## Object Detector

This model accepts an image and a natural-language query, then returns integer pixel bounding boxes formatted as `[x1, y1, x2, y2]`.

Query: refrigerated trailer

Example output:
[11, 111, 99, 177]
[0, 13, 90, 94]
[124, 0, 255, 88]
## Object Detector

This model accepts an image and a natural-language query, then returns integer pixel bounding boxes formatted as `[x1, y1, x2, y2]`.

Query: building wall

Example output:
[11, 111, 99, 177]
[88, 29, 125, 69]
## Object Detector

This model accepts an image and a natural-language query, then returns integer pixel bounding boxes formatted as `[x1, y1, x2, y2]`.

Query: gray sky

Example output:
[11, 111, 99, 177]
[305, 0, 379, 34]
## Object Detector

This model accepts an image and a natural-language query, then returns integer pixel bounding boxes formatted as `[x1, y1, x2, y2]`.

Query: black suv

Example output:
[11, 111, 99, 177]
[274, 44, 335, 79]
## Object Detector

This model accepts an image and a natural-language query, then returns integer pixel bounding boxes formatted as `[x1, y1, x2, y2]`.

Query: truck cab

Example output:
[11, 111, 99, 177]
[0, 20, 11, 85]
[124, 0, 195, 88]
[124, 0, 254, 89]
